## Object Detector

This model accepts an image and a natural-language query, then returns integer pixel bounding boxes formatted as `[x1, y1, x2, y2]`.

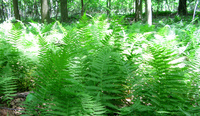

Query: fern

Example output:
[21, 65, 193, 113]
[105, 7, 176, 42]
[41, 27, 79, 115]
[75, 17, 134, 115]
[123, 42, 199, 115]
[0, 38, 18, 103]
[21, 23, 106, 115]
[0, 66, 17, 103]
[7, 15, 198, 115]
[148, 44, 190, 111]
[79, 44, 136, 115]
[21, 16, 137, 115]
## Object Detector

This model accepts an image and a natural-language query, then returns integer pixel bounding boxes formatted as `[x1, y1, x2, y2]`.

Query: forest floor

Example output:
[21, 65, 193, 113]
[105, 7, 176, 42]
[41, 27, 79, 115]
[0, 91, 32, 116]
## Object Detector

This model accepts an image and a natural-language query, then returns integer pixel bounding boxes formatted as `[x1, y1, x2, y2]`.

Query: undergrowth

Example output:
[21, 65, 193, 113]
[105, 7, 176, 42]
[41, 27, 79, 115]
[0, 14, 200, 115]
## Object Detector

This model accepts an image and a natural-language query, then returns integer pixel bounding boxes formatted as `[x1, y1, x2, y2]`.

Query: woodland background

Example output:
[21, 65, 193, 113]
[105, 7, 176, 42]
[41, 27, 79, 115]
[0, 0, 200, 115]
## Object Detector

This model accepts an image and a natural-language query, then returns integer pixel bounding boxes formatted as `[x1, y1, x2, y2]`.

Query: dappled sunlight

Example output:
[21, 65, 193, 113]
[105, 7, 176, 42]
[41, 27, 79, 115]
[0, 0, 200, 115]
[0, 22, 12, 35]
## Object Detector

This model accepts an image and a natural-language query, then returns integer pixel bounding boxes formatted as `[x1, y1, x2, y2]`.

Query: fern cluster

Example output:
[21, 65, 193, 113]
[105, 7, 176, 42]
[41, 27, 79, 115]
[0, 21, 37, 104]
[22, 15, 200, 115]
[1, 15, 200, 115]
[121, 27, 200, 115]
[21, 15, 132, 115]
[0, 37, 18, 103]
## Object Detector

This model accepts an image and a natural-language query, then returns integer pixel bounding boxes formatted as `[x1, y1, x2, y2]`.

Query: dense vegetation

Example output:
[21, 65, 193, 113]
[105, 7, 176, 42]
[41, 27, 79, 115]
[1, 0, 200, 115]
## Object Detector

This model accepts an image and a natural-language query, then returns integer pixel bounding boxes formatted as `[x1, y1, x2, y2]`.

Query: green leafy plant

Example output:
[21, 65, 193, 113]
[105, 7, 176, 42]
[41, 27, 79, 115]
[1, 15, 200, 116]
[120, 28, 200, 115]
[0, 38, 18, 103]
[20, 15, 137, 115]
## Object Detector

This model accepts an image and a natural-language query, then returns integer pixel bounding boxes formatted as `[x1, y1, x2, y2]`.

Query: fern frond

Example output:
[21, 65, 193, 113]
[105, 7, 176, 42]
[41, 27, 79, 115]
[127, 42, 197, 115]
[81, 46, 131, 115]
[0, 65, 17, 103]
[22, 28, 106, 115]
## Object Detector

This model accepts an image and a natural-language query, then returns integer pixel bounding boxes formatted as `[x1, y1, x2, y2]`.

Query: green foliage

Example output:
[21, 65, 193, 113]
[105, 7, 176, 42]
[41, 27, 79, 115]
[174, 15, 182, 22]
[128, 23, 155, 34]
[0, 38, 18, 103]
[22, 44, 105, 115]
[21, 20, 107, 115]
[156, 11, 175, 16]
[121, 19, 200, 115]
[142, 44, 191, 114]
[19, 14, 134, 115]
[1, 15, 200, 116]
[82, 47, 128, 114]
[0, 21, 38, 94]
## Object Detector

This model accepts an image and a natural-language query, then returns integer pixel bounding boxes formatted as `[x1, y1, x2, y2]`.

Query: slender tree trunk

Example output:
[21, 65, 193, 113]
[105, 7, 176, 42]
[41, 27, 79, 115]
[107, 0, 111, 16]
[13, 0, 20, 20]
[135, 0, 142, 22]
[81, 0, 84, 16]
[55, 1, 59, 20]
[48, 0, 52, 19]
[145, 0, 147, 20]
[140, 0, 142, 17]
[132, 0, 135, 13]
[7, 2, 11, 19]
[0, 8, 2, 21]
[146, 0, 152, 26]
[192, 0, 199, 21]
[34, 0, 39, 20]
[0, 1, 5, 21]
[60, 0, 68, 22]
[41, 0, 50, 23]
[178, 0, 187, 15]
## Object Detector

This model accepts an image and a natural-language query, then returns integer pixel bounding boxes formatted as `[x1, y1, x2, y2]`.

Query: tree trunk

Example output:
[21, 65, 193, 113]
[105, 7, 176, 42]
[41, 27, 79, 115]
[81, 0, 84, 16]
[178, 0, 187, 15]
[135, 0, 142, 22]
[60, 0, 68, 22]
[145, 0, 147, 20]
[0, 1, 5, 21]
[55, 1, 59, 20]
[146, 0, 152, 26]
[107, 0, 111, 16]
[41, 0, 50, 23]
[192, 0, 199, 21]
[34, 0, 39, 20]
[13, 0, 20, 20]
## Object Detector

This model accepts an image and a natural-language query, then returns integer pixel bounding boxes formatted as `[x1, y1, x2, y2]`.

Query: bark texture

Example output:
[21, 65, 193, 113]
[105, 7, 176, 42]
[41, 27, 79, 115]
[178, 0, 187, 15]
[60, 0, 68, 22]
[13, 0, 20, 20]
[146, 0, 152, 26]
[135, 0, 142, 22]
[41, 0, 50, 23]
